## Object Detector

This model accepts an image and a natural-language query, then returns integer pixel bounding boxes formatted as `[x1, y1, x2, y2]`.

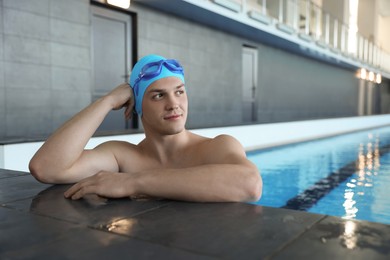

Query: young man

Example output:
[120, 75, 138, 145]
[29, 54, 262, 202]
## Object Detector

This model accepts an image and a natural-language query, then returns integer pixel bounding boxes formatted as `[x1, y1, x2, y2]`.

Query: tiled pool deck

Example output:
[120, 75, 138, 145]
[1, 168, 389, 259]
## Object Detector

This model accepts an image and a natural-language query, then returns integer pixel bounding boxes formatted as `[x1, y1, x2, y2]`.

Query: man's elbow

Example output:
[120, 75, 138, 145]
[29, 158, 52, 184]
[245, 169, 262, 202]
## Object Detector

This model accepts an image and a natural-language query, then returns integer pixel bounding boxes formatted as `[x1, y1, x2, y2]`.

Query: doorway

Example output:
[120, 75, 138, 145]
[358, 80, 381, 115]
[242, 46, 258, 123]
[91, 5, 133, 132]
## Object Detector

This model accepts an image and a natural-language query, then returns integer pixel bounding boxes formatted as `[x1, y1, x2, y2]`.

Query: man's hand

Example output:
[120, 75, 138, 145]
[105, 83, 135, 120]
[64, 171, 138, 200]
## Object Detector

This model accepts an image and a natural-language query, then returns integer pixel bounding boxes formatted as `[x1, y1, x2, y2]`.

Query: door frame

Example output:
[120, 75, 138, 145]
[242, 46, 258, 122]
[90, 1, 138, 128]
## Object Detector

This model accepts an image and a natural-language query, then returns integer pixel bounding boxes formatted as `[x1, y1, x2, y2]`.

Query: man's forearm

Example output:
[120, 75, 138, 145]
[135, 164, 262, 202]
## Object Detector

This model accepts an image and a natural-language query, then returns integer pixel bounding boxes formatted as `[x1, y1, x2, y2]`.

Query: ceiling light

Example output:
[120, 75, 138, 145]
[359, 68, 367, 80]
[375, 73, 382, 84]
[107, 0, 130, 9]
[368, 71, 375, 82]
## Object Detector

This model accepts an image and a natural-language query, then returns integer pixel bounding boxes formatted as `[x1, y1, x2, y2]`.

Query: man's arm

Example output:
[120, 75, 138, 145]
[29, 83, 134, 184]
[64, 135, 262, 202]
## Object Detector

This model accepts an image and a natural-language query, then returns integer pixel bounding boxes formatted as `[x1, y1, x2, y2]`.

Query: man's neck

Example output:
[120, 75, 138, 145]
[142, 129, 192, 165]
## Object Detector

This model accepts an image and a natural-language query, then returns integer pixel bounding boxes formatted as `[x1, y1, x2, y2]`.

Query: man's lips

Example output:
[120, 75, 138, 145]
[163, 114, 182, 120]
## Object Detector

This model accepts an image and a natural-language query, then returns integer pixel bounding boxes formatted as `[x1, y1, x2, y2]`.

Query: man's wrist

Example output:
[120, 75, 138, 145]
[130, 172, 146, 197]
[98, 95, 117, 111]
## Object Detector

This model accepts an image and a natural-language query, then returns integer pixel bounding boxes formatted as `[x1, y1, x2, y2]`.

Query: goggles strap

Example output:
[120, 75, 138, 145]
[133, 59, 184, 94]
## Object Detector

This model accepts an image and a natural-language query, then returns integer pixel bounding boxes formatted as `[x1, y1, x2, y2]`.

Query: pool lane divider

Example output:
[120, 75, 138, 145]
[281, 143, 390, 211]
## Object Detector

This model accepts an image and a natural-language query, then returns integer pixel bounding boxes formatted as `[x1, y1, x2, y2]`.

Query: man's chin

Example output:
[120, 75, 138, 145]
[160, 125, 186, 136]
[164, 129, 185, 136]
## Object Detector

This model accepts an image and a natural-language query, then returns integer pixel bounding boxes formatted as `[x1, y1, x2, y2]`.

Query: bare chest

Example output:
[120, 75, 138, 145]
[117, 147, 209, 173]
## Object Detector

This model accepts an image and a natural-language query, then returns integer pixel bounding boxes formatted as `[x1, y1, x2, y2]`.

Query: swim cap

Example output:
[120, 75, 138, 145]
[129, 54, 185, 116]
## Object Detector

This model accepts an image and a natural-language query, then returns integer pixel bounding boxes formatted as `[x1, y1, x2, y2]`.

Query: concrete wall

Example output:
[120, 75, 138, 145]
[135, 5, 243, 128]
[254, 44, 359, 123]
[0, 0, 91, 139]
[380, 79, 390, 113]
[0, 0, 385, 141]
[0, 0, 4, 138]
[133, 3, 361, 127]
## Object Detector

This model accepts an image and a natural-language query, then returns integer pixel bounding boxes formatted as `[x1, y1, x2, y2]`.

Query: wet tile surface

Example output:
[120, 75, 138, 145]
[0, 206, 86, 254]
[6, 184, 172, 227]
[0, 174, 51, 204]
[1, 168, 390, 259]
[0, 207, 210, 260]
[0, 168, 29, 179]
[272, 216, 390, 260]
[101, 202, 324, 259]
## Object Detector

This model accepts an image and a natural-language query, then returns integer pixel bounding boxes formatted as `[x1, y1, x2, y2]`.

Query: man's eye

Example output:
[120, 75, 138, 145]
[153, 93, 163, 99]
[176, 90, 184, 95]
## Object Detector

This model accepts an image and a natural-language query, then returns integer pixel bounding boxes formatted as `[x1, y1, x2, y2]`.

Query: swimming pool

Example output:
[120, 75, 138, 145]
[247, 125, 390, 225]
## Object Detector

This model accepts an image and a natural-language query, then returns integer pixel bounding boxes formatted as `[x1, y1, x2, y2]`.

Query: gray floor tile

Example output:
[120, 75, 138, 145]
[5, 184, 172, 227]
[1, 207, 212, 260]
[272, 215, 390, 260]
[3, 168, 390, 259]
[100, 201, 325, 259]
[0, 206, 82, 253]
[0, 174, 50, 204]
[4, 241, 216, 260]
[0, 168, 29, 179]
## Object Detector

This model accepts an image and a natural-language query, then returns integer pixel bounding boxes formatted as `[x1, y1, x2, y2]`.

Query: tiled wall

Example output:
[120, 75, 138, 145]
[132, 4, 360, 127]
[0, 0, 4, 138]
[0, 0, 366, 140]
[255, 45, 360, 123]
[135, 5, 243, 129]
[0, 0, 91, 139]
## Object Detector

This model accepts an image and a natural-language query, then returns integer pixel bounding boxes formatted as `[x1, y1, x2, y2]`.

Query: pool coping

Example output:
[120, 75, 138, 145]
[1, 168, 390, 259]
[2, 114, 390, 172]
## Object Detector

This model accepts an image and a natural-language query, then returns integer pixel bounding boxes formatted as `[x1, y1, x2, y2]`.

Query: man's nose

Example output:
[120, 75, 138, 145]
[165, 94, 179, 110]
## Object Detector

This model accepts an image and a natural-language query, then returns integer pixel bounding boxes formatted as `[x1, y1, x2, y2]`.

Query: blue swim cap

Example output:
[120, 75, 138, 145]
[129, 54, 185, 116]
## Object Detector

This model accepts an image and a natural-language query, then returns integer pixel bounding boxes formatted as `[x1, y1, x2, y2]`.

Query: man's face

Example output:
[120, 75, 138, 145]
[141, 77, 188, 135]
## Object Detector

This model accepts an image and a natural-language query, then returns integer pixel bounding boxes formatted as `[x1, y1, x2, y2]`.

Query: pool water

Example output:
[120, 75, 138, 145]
[247, 125, 390, 225]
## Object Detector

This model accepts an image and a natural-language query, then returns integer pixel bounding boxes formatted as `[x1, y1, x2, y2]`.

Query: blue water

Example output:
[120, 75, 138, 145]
[247, 125, 390, 225]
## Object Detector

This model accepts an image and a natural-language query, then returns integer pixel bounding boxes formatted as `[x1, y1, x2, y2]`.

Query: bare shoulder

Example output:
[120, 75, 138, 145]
[93, 140, 141, 158]
[208, 134, 245, 153]
[198, 134, 247, 164]
[94, 140, 148, 173]
[94, 140, 138, 150]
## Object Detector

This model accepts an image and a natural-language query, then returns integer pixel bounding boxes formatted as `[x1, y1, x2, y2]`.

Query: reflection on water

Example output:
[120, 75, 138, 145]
[342, 189, 357, 219]
[249, 126, 390, 224]
[309, 129, 390, 224]
[342, 134, 381, 220]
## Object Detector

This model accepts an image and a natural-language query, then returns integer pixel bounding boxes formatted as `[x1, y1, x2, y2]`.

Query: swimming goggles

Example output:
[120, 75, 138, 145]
[132, 59, 184, 96]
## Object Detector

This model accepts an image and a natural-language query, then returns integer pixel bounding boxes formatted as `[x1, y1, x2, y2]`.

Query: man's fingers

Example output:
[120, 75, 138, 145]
[124, 105, 132, 120]
[63, 171, 133, 200]
[64, 183, 79, 198]
[65, 184, 97, 200]
[64, 179, 92, 199]
[70, 185, 98, 200]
